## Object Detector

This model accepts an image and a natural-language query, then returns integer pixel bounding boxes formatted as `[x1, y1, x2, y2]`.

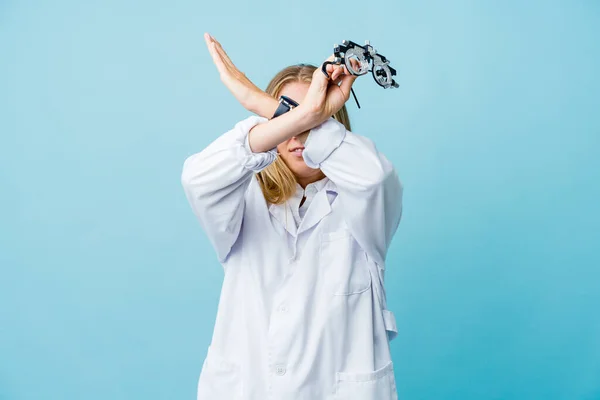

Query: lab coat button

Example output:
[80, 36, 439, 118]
[275, 365, 286, 376]
[278, 304, 288, 313]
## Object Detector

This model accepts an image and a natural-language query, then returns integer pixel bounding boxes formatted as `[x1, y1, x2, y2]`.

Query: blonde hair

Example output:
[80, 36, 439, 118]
[257, 64, 352, 205]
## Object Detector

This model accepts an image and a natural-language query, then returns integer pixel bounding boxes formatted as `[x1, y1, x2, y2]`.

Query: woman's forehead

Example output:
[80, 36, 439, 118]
[280, 82, 310, 104]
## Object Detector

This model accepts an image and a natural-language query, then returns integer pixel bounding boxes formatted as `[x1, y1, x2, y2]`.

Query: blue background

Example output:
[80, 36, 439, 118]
[1, 0, 598, 399]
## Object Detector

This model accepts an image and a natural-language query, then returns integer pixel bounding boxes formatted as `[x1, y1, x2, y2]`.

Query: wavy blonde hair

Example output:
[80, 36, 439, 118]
[257, 64, 352, 205]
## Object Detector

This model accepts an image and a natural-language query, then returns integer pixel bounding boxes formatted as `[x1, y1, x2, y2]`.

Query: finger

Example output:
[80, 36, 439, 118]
[212, 38, 236, 70]
[204, 32, 219, 57]
[338, 72, 358, 99]
[351, 58, 362, 74]
[324, 63, 336, 78]
[332, 73, 343, 86]
[214, 43, 236, 72]
[319, 53, 338, 78]
[314, 62, 332, 89]
[344, 58, 358, 74]
[331, 65, 344, 82]
[204, 34, 228, 76]
[335, 65, 349, 86]
[208, 35, 237, 72]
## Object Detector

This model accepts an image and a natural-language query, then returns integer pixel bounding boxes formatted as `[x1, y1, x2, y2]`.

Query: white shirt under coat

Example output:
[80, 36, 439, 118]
[181, 115, 403, 400]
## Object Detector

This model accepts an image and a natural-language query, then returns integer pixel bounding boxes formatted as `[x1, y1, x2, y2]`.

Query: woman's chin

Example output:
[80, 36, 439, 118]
[284, 161, 303, 172]
[281, 155, 317, 175]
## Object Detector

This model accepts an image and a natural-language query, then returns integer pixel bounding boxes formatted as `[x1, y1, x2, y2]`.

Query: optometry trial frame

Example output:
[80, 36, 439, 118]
[272, 40, 399, 119]
[322, 39, 399, 109]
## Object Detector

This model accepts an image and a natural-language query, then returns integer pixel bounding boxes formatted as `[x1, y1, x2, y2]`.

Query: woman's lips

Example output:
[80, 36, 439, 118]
[290, 148, 304, 158]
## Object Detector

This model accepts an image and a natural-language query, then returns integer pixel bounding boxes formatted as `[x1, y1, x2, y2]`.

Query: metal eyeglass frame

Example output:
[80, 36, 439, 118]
[321, 39, 399, 109]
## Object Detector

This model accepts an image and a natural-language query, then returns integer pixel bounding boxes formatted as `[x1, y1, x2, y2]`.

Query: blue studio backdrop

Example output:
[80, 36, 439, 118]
[1, 1, 599, 399]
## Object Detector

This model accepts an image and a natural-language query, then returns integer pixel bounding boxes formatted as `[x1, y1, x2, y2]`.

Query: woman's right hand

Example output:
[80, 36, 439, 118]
[298, 55, 360, 125]
[204, 33, 277, 118]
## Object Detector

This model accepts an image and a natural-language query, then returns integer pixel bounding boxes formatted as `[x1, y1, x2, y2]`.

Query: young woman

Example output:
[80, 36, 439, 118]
[181, 33, 403, 400]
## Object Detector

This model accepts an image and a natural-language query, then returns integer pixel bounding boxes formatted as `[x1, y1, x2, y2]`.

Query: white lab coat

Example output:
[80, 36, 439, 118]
[181, 115, 403, 400]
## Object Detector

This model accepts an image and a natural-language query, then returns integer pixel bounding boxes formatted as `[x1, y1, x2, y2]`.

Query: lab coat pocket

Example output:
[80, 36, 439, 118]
[334, 360, 398, 400]
[320, 230, 371, 295]
[197, 345, 242, 400]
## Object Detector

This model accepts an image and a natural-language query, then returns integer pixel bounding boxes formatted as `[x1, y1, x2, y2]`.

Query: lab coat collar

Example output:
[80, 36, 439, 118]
[269, 178, 337, 238]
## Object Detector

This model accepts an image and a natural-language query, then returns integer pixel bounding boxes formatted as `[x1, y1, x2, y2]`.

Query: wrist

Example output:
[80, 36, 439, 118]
[249, 93, 279, 119]
[295, 103, 325, 128]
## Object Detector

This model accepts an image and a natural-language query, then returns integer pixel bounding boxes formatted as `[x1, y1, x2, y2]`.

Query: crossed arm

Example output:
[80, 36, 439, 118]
[181, 33, 402, 265]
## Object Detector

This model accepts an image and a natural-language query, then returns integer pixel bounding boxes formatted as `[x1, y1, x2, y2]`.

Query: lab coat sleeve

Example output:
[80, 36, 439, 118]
[302, 117, 403, 267]
[181, 115, 277, 263]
